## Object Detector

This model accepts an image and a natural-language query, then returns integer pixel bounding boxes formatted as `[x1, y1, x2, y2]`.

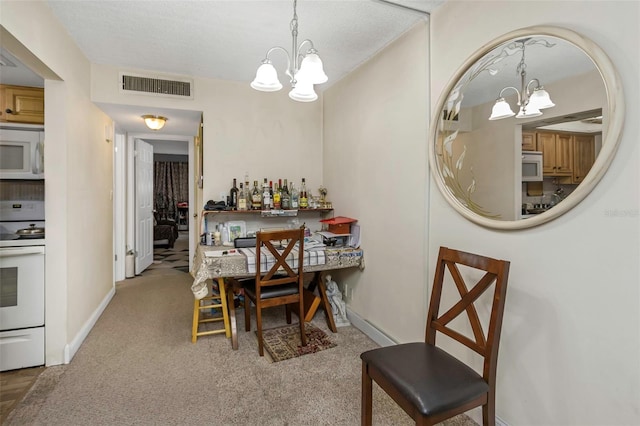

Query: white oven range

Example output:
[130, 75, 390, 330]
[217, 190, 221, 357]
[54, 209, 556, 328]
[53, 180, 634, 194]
[0, 200, 45, 371]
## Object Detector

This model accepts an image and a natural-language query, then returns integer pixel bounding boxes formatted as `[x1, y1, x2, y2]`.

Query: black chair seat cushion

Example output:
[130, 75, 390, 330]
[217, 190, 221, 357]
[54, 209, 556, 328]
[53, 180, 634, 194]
[360, 342, 489, 416]
[243, 280, 299, 300]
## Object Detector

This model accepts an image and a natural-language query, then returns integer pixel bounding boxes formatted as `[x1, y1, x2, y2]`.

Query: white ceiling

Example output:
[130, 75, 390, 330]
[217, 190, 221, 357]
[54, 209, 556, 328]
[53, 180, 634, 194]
[3, 2, 603, 137]
[32, 0, 444, 137]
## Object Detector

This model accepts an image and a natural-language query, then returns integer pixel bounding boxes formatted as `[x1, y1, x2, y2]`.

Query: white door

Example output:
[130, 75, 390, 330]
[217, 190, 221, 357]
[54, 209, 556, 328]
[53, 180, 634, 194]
[135, 139, 154, 274]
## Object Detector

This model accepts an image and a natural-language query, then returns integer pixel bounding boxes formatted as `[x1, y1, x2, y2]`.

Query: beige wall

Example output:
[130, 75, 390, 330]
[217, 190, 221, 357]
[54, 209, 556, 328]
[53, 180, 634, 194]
[1, 2, 114, 365]
[323, 20, 430, 343]
[431, 1, 639, 424]
[91, 64, 323, 206]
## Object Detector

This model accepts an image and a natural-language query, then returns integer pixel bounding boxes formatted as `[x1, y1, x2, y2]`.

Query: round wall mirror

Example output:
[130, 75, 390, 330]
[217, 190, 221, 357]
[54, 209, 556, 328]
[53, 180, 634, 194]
[429, 26, 624, 229]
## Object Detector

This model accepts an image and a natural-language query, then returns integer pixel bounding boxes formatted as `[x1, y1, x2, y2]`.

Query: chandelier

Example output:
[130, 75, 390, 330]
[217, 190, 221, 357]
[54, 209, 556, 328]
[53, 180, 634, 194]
[250, 0, 328, 102]
[489, 39, 555, 120]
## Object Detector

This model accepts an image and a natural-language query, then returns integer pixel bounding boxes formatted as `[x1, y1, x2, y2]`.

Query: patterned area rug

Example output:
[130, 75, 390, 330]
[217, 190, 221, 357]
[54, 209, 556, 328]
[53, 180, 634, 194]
[146, 232, 189, 273]
[261, 323, 337, 362]
[148, 247, 189, 273]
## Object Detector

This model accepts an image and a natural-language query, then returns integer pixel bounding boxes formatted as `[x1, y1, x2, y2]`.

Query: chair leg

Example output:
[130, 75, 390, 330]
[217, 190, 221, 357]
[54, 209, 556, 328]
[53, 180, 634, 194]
[244, 296, 251, 332]
[191, 298, 200, 343]
[482, 398, 496, 426]
[285, 304, 292, 324]
[361, 362, 373, 426]
[299, 299, 307, 347]
[256, 304, 264, 356]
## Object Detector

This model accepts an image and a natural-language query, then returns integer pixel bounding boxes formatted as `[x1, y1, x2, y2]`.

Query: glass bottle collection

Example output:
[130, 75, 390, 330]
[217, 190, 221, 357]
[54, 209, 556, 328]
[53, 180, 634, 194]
[227, 177, 312, 211]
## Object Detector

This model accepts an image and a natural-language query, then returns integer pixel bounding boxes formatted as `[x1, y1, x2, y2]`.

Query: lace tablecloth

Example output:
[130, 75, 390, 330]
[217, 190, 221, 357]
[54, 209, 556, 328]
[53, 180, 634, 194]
[191, 244, 364, 299]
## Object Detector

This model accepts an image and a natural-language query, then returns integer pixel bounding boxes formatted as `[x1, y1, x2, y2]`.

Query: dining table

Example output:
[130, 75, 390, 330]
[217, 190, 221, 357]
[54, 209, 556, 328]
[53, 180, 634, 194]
[191, 243, 365, 349]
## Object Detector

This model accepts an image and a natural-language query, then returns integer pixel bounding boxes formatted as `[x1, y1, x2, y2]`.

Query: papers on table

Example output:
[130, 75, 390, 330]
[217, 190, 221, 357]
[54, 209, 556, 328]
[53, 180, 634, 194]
[304, 236, 326, 250]
[204, 248, 243, 258]
[317, 225, 360, 248]
[348, 224, 361, 248]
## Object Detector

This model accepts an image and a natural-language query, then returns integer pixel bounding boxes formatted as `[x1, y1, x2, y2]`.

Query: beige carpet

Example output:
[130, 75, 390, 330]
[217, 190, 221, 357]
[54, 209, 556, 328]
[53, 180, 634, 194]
[5, 268, 478, 426]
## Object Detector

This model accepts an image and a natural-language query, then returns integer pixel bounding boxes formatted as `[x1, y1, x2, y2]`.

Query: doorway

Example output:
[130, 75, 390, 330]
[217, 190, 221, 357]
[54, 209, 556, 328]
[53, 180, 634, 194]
[113, 133, 195, 280]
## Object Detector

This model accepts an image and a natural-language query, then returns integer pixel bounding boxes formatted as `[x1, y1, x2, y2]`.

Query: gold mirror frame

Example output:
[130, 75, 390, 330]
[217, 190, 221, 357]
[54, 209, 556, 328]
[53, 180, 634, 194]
[429, 26, 624, 230]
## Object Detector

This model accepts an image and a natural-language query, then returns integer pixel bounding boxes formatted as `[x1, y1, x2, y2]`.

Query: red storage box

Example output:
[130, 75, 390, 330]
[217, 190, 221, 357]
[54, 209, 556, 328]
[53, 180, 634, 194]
[320, 216, 357, 235]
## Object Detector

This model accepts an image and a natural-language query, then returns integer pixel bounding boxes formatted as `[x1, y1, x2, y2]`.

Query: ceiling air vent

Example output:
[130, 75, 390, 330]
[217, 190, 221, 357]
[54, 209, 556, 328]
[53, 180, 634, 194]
[120, 72, 193, 99]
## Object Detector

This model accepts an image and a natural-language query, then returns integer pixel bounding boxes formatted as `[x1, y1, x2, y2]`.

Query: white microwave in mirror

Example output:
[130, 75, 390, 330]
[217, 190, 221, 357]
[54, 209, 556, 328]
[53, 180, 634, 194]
[522, 151, 543, 182]
[0, 127, 44, 180]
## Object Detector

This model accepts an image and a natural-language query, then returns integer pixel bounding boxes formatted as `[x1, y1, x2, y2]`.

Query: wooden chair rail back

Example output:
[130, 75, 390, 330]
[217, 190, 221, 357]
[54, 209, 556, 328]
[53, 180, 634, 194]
[426, 247, 510, 375]
[255, 227, 305, 294]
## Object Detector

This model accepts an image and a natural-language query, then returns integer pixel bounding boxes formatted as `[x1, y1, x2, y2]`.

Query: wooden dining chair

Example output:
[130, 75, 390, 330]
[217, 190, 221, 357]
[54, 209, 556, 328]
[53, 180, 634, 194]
[243, 227, 307, 356]
[360, 246, 510, 426]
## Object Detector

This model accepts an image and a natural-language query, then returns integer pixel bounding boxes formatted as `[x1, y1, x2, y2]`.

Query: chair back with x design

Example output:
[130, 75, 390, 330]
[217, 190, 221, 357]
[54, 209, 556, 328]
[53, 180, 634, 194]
[361, 246, 510, 426]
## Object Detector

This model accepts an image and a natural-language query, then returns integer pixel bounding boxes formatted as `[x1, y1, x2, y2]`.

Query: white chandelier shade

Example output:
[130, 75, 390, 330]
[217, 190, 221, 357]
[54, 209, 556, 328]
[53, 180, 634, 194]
[250, 0, 327, 102]
[289, 77, 318, 102]
[528, 87, 555, 110]
[250, 61, 283, 92]
[298, 51, 328, 84]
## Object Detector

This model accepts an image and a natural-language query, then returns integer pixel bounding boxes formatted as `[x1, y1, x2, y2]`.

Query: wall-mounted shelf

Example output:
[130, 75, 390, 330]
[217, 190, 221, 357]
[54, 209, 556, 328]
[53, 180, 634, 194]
[202, 208, 332, 217]
[199, 208, 333, 236]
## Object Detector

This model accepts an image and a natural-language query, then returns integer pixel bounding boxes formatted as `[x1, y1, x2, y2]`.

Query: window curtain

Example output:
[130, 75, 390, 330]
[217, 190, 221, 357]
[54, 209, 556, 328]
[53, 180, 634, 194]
[154, 161, 188, 220]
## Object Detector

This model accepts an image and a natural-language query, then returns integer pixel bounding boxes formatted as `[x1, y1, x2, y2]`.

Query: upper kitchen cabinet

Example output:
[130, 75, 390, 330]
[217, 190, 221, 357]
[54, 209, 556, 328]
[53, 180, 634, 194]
[0, 85, 44, 125]
[535, 130, 596, 184]
[522, 131, 537, 151]
[537, 131, 573, 177]
[572, 134, 596, 184]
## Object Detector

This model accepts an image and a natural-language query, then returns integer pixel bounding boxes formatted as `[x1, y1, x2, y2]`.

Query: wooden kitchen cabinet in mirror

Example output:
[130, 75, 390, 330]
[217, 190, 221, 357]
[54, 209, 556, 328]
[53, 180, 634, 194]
[0, 85, 44, 124]
[537, 132, 573, 177]
[522, 131, 536, 151]
[573, 134, 596, 184]
[429, 26, 624, 230]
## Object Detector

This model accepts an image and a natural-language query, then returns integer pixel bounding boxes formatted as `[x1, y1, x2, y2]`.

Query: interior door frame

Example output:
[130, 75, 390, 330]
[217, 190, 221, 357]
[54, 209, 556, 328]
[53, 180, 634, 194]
[113, 129, 126, 281]
[122, 132, 195, 277]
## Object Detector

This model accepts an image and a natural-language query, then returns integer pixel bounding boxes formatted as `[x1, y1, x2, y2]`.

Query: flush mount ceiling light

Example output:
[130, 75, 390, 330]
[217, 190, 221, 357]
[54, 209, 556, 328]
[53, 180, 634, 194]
[142, 115, 167, 130]
[250, 0, 328, 102]
[489, 39, 555, 120]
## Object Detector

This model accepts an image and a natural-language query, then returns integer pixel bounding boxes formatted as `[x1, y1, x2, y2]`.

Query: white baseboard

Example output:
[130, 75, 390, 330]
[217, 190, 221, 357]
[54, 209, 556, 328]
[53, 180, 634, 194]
[347, 307, 509, 426]
[64, 286, 116, 364]
[495, 415, 509, 426]
[346, 307, 396, 347]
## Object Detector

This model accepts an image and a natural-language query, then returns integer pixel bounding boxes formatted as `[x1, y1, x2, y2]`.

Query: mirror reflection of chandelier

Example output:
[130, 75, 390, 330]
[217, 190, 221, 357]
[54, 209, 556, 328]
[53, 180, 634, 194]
[250, 0, 328, 102]
[489, 39, 555, 120]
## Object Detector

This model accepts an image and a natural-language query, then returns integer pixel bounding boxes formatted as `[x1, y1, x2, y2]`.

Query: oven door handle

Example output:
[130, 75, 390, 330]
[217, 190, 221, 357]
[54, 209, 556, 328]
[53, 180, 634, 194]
[0, 247, 45, 257]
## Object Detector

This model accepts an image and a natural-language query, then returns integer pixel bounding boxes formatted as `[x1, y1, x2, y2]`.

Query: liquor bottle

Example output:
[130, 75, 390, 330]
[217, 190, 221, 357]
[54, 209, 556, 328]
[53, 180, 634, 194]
[244, 179, 251, 206]
[281, 179, 290, 210]
[299, 178, 308, 209]
[251, 180, 262, 210]
[237, 182, 247, 211]
[262, 178, 271, 210]
[273, 180, 282, 210]
[229, 178, 238, 210]
[214, 224, 221, 246]
[269, 180, 274, 209]
[290, 182, 299, 209]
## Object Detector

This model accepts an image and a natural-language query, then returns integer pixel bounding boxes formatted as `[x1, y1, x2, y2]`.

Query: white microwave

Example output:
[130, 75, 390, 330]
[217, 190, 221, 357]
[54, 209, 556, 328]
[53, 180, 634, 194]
[522, 151, 543, 182]
[0, 127, 44, 179]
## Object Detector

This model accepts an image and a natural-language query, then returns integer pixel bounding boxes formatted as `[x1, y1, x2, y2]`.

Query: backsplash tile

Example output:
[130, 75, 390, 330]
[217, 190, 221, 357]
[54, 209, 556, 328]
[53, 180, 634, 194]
[0, 180, 45, 201]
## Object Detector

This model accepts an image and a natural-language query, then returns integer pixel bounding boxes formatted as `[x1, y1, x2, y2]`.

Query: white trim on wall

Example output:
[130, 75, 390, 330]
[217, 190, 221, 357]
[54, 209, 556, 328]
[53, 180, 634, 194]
[64, 287, 115, 364]
[347, 307, 396, 347]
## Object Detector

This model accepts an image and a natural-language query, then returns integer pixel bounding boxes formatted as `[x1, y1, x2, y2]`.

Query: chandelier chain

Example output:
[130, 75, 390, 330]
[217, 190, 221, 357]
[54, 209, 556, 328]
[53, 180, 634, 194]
[290, 0, 298, 35]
